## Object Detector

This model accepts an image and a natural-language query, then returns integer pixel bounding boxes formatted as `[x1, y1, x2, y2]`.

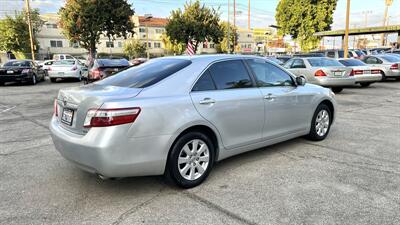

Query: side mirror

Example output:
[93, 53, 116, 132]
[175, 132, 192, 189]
[296, 76, 306, 86]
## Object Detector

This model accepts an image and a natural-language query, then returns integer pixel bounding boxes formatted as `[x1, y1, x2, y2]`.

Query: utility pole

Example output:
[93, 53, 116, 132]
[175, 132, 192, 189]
[233, 0, 236, 53]
[25, 0, 35, 61]
[248, 0, 250, 32]
[343, 0, 350, 59]
[381, 0, 393, 46]
[227, 0, 230, 54]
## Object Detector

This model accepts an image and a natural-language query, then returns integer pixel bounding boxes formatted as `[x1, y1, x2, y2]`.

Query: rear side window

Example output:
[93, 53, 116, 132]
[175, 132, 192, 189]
[97, 59, 129, 67]
[192, 70, 216, 91]
[97, 58, 192, 88]
[339, 59, 366, 66]
[308, 58, 343, 67]
[208, 60, 253, 90]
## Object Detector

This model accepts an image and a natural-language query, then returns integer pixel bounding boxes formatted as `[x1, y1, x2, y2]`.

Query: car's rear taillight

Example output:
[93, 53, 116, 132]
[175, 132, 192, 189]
[390, 64, 399, 70]
[54, 99, 58, 117]
[83, 107, 141, 128]
[314, 69, 327, 77]
[371, 69, 382, 74]
[350, 69, 363, 76]
[91, 68, 101, 79]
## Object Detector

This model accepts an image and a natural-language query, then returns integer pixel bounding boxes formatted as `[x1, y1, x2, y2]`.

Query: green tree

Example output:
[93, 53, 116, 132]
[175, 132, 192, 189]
[165, 0, 224, 54]
[276, 0, 337, 51]
[123, 39, 146, 59]
[59, 0, 135, 59]
[0, 9, 43, 54]
[216, 22, 238, 53]
[161, 33, 184, 55]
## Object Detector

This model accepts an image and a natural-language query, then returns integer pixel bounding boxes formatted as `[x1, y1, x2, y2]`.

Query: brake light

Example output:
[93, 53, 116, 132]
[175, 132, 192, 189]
[91, 68, 101, 79]
[314, 69, 327, 77]
[83, 107, 141, 128]
[390, 64, 399, 70]
[350, 69, 363, 76]
[71, 65, 78, 71]
[371, 69, 382, 74]
[54, 99, 58, 117]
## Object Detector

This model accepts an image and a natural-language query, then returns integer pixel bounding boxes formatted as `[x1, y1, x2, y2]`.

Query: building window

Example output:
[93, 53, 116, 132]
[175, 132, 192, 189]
[139, 27, 146, 33]
[118, 42, 123, 48]
[147, 42, 152, 48]
[247, 44, 252, 48]
[46, 24, 58, 29]
[203, 43, 208, 48]
[155, 28, 164, 34]
[50, 40, 63, 48]
[69, 41, 79, 48]
[106, 41, 114, 48]
[247, 34, 252, 38]
[154, 42, 161, 48]
[210, 43, 215, 48]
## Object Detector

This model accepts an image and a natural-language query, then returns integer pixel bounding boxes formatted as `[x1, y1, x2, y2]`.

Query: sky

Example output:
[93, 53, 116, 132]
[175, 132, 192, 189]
[1, 0, 399, 45]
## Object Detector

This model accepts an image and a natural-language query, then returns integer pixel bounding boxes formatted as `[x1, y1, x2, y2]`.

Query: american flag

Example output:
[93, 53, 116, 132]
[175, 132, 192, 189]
[186, 40, 194, 56]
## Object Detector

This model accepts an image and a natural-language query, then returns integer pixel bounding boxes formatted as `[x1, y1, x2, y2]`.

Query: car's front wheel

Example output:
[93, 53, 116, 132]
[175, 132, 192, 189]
[331, 87, 343, 93]
[306, 104, 332, 141]
[50, 78, 57, 83]
[166, 131, 214, 188]
[360, 82, 371, 87]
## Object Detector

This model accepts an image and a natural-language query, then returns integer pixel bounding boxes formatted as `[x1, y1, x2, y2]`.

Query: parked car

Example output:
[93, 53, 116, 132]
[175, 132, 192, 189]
[265, 56, 284, 65]
[338, 58, 382, 87]
[385, 49, 400, 55]
[85, 58, 130, 83]
[276, 55, 292, 64]
[349, 49, 366, 59]
[317, 49, 351, 59]
[74, 56, 88, 66]
[362, 54, 400, 80]
[53, 54, 75, 61]
[48, 59, 87, 82]
[40, 60, 55, 76]
[50, 55, 336, 188]
[0, 60, 45, 85]
[284, 57, 355, 93]
[130, 58, 147, 66]
[294, 53, 325, 57]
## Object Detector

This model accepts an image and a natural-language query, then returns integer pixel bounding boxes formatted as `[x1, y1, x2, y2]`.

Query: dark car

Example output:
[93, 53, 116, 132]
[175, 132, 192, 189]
[85, 58, 130, 84]
[0, 60, 46, 85]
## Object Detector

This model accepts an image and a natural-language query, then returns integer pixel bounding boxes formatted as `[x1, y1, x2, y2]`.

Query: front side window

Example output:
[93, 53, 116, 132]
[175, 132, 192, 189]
[192, 70, 216, 91]
[208, 60, 253, 90]
[291, 59, 306, 68]
[246, 59, 294, 87]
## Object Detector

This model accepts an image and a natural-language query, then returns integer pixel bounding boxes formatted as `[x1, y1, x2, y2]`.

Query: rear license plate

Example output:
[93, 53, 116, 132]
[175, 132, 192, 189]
[333, 71, 342, 76]
[7, 70, 14, 74]
[61, 108, 74, 126]
[58, 72, 65, 75]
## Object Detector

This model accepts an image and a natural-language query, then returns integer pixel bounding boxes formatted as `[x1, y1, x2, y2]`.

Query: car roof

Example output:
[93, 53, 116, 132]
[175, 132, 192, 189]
[157, 54, 265, 64]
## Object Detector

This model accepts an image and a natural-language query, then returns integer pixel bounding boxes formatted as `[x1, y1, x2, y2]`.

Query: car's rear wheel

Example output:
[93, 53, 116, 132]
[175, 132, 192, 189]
[306, 104, 332, 141]
[360, 82, 371, 87]
[50, 78, 57, 83]
[381, 72, 387, 81]
[166, 131, 214, 188]
[331, 87, 343, 93]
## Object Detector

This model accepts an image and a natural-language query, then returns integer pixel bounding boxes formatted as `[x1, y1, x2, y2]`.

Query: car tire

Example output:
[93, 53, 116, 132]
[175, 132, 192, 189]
[381, 72, 387, 81]
[0, 81, 4, 86]
[165, 131, 215, 188]
[50, 78, 57, 83]
[360, 82, 371, 87]
[331, 87, 343, 93]
[305, 104, 332, 141]
[30, 74, 37, 85]
[77, 72, 82, 82]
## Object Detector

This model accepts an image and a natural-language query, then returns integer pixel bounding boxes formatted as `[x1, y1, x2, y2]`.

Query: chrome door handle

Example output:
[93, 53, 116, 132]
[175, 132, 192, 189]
[199, 98, 216, 105]
[264, 94, 276, 100]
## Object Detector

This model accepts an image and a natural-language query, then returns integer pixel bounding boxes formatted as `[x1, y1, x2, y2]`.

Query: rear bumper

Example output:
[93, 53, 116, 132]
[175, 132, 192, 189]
[48, 70, 80, 78]
[49, 116, 171, 177]
[0, 74, 31, 82]
[385, 70, 400, 77]
[355, 74, 382, 83]
[314, 77, 355, 87]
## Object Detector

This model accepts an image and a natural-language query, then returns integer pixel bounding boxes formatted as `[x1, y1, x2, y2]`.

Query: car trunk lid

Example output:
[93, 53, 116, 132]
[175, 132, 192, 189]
[323, 66, 352, 77]
[56, 84, 142, 134]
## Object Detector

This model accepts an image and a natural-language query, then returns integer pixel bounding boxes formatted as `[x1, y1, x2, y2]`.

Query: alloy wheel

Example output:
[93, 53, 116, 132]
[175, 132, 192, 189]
[178, 139, 210, 181]
[315, 109, 330, 136]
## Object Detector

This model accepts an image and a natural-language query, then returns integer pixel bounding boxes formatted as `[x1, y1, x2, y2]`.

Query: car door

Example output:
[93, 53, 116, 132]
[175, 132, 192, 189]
[245, 58, 312, 139]
[190, 59, 265, 149]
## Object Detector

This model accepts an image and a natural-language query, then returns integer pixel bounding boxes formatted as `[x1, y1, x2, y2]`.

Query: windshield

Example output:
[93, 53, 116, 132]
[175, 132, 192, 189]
[307, 58, 343, 67]
[53, 60, 76, 66]
[339, 59, 366, 67]
[97, 58, 192, 88]
[4, 61, 30, 67]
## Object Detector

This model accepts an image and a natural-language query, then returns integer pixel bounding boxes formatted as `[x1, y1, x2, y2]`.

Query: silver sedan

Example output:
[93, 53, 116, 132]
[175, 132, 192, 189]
[338, 58, 382, 87]
[284, 57, 355, 93]
[362, 54, 400, 80]
[50, 55, 336, 188]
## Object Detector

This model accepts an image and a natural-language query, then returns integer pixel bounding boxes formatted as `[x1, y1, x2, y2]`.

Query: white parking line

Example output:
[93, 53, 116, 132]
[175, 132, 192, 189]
[0, 105, 16, 113]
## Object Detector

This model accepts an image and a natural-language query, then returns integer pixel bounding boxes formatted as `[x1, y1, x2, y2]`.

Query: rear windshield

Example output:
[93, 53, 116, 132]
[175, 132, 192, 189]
[308, 58, 343, 67]
[380, 55, 400, 62]
[53, 60, 76, 65]
[4, 61, 30, 67]
[96, 59, 129, 67]
[339, 59, 366, 66]
[97, 58, 192, 88]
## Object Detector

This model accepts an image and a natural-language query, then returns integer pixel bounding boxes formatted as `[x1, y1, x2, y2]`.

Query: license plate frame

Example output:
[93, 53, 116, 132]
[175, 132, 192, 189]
[7, 70, 14, 74]
[58, 72, 65, 75]
[61, 108, 74, 126]
[333, 71, 342, 76]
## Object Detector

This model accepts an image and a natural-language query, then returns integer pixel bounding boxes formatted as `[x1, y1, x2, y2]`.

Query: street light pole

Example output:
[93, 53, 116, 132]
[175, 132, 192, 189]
[343, 0, 351, 59]
[25, 0, 35, 61]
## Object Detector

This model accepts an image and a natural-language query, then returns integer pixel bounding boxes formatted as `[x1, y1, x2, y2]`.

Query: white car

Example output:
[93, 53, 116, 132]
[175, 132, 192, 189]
[48, 60, 87, 82]
[39, 60, 56, 75]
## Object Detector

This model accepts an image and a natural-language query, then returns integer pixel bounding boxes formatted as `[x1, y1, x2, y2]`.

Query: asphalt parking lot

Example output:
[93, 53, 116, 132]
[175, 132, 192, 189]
[1, 79, 400, 225]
